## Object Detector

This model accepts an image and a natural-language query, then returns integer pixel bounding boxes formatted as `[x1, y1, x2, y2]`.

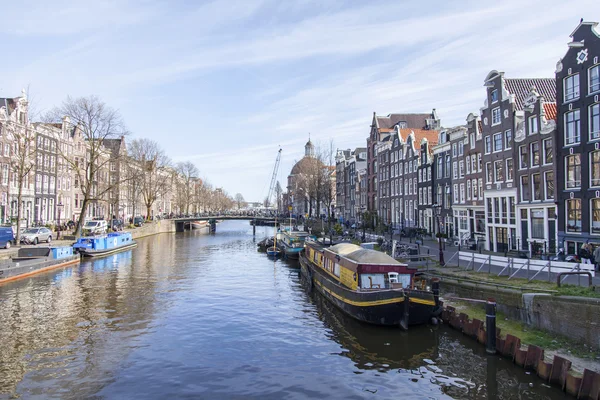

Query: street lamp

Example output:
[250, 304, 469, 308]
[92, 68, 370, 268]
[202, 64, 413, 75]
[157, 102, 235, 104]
[360, 206, 366, 242]
[57, 201, 63, 239]
[432, 204, 445, 266]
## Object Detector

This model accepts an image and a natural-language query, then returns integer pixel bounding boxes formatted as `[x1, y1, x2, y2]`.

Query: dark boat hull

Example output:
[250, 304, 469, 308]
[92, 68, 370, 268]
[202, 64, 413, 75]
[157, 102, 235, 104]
[300, 254, 436, 327]
[0, 256, 81, 284]
[78, 242, 138, 257]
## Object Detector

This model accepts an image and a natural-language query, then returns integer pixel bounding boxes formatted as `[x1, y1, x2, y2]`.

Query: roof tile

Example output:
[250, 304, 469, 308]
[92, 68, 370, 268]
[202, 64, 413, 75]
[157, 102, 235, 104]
[504, 78, 556, 110]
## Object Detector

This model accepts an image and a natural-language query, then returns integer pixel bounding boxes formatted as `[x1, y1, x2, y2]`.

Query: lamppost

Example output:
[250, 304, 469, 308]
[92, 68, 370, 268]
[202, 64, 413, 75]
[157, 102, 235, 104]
[57, 201, 63, 239]
[433, 204, 445, 266]
[360, 206, 366, 242]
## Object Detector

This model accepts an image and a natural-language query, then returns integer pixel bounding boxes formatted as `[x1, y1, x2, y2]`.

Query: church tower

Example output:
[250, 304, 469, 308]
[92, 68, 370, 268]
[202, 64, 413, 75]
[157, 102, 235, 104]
[304, 134, 314, 158]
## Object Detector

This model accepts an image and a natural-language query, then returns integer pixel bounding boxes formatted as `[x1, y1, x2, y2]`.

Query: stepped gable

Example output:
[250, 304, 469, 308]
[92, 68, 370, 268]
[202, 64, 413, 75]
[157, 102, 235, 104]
[504, 78, 556, 110]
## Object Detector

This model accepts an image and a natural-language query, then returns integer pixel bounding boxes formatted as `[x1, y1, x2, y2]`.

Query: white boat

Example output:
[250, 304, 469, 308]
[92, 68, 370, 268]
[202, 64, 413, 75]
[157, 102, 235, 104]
[191, 221, 209, 230]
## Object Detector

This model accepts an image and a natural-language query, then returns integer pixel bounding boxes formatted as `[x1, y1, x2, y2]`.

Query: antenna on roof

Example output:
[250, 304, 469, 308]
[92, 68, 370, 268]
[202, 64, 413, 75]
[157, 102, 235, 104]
[581, 17, 584, 23]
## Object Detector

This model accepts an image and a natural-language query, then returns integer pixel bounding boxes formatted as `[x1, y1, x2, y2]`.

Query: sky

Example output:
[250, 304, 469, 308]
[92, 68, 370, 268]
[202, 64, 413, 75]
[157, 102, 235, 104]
[1, 0, 598, 202]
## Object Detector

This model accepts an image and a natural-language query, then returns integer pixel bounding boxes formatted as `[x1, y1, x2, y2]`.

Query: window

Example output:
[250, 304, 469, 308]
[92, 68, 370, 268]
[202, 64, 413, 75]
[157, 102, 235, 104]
[472, 178, 478, 199]
[592, 151, 600, 187]
[492, 107, 501, 125]
[494, 160, 503, 182]
[504, 129, 512, 149]
[506, 158, 513, 181]
[591, 103, 600, 140]
[565, 109, 580, 145]
[459, 161, 464, 178]
[528, 116, 538, 134]
[566, 154, 581, 189]
[531, 209, 545, 239]
[466, 159, 471, 174]
[486, 162, 492, 183]
[467, 180, 471, 200]
[530, 142, 540, 167]
[484, 136, 491, 154]
[459, 184, 465, 203]
[493, 133, 502, 152]
[478, 179, 483, 200]
[478, 154, 482, 171]
[470, 133, 475, 149]
[545, 171, 554, 200]
[445, 155, 451, 178]
[452, 143, 457, 157]
[491, 89, 498, 103]
[521, 175, 530, 201]
[566, 199, 581, 232]
[564, 74, 580, 102]
[543, 139, 553, 164]
[437, 158, 443, 178]
[519, 145, 528, 169]
[453, 184, 458, 204]
[592, 199, 600, 234]
[471, 155, 476, 174]
[532, 173, 541, 201]
[590, 65, 600, 93]
[453, 161, 457, 179]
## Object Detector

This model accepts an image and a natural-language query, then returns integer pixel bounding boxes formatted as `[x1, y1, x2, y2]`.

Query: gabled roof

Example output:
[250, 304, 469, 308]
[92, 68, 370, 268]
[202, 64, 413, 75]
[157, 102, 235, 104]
[398, 128, 439, 147]
[375, 113, 433, 130]
[543, 103, 557, 121]
[504, 79, 556, 110]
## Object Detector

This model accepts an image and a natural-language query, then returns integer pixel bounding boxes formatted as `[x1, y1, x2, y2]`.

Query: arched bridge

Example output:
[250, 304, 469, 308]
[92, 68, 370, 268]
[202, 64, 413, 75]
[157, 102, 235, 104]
[172, 216, 280, 233]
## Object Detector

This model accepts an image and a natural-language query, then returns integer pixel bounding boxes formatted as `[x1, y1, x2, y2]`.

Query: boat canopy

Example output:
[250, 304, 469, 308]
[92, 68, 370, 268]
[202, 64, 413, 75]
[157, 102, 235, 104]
[344, 249, 400, 265]
[327, 243, 362, 255]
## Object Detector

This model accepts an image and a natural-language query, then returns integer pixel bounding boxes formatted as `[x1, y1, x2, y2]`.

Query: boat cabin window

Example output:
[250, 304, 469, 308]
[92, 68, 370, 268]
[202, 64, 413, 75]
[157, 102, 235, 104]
[360, 274, 385, 289]
[333, 263, 340, 277]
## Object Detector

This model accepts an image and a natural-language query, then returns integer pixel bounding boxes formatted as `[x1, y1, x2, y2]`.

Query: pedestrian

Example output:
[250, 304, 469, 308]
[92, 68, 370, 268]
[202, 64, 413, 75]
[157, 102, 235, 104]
[579, 242, 592, 264]
[594, 244, 600, 272]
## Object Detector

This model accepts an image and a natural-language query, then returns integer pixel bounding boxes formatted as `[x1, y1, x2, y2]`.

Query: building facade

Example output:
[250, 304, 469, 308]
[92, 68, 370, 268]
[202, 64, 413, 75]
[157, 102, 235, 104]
[556, 21, 600, 254]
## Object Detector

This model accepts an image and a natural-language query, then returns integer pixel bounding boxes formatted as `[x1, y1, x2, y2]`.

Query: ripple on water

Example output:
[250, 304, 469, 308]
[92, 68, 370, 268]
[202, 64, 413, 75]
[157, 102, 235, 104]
[0, 222, 570, 399]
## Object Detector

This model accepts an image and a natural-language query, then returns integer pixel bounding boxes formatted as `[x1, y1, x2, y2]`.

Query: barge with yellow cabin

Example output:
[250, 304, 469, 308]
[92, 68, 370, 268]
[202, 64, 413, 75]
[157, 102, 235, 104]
[300, 241, 440, 329]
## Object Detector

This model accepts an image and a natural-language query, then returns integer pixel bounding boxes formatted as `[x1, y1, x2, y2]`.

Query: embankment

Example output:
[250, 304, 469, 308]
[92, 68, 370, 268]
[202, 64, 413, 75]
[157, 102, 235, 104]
[439, 277, 600, 351]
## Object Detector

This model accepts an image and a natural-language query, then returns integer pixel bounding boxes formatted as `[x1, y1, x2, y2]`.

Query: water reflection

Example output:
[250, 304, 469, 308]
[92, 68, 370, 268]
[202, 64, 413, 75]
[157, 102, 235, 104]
[0, 222, 571, 399]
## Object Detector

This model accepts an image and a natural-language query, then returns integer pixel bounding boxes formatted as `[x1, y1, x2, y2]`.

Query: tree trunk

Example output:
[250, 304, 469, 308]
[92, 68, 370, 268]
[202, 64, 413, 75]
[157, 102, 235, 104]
[15, 180, 24, 244]
[75, 197, 91, 238]
[146, 203, 152, 221]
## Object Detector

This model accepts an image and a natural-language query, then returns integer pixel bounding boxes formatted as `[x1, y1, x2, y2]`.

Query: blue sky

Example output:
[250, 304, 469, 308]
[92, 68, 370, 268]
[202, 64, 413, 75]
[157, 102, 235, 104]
[1, 0, 598, 202]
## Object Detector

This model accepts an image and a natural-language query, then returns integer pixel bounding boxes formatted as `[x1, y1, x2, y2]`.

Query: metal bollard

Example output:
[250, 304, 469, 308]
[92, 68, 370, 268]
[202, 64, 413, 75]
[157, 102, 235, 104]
[431, 278, 440, 307]
[485, 298, 497, 354]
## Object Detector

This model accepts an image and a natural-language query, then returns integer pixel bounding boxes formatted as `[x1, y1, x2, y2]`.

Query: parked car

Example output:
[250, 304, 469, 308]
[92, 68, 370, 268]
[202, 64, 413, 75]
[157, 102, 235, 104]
[133, 216, 145, 227]
[111, 219, 124, 231]
[20, 227, 53, 245]
[0, 226, 15, 249]
[82, 220, 108, 236]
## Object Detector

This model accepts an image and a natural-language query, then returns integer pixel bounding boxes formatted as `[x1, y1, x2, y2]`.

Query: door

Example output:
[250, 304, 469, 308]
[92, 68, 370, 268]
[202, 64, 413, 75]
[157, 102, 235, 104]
[495, 227, 508, 253]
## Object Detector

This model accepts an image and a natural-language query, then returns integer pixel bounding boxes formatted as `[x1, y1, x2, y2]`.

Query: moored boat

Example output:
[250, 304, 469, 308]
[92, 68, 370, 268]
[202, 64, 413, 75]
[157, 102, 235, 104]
[300, 241, 441, 329]
[0, 246, 80, 284]
[191, 221, 209, 230]
[278, 230, 310, 258]
[73, 232, 137, 257]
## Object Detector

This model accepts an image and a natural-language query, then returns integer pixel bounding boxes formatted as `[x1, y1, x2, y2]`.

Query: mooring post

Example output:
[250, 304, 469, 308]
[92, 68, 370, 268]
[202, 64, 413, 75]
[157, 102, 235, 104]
[253, 220, 256, 236]
[431, 278, 440, 308]
[485, 298, 497, 354]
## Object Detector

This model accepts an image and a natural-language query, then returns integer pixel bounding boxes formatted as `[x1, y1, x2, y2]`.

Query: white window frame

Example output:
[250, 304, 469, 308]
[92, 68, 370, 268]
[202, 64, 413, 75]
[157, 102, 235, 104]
[484, 136, 491, 154]
[564, 73, 580, 102]
[493, 132, 502, 152]
[506, 158, 513, 182]
[565, 109, 581, 145]
[590, 64, 600, 94]
[491, 107, 501, 126]
[528, 115, 538, 134]
[544, 171, 554, 200]
[590, 103, 600, 141]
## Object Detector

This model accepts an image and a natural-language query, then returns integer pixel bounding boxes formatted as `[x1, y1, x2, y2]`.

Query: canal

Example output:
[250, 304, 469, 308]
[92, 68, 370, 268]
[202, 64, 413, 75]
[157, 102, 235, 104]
[0, 220, 568, 399]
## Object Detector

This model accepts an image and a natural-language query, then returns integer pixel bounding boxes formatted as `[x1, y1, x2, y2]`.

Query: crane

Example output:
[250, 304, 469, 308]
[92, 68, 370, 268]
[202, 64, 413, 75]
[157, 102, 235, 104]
[266, 148, 282, 209]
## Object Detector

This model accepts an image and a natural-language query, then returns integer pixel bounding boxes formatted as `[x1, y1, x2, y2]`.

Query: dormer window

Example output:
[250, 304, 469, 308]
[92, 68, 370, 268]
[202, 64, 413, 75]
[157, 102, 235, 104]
[491, 89, 498, 103]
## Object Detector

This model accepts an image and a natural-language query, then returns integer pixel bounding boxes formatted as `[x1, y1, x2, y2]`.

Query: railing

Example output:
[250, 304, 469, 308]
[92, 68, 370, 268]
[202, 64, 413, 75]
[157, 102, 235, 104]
[456, 251, 596, 284]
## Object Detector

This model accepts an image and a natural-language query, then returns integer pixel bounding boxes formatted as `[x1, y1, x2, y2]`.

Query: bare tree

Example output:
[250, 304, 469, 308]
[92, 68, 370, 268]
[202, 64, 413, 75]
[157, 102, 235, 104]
[176, 161, 199, 214]
[128, 138, 171, 220]
[234, 193, 245, 210]
[3, 94, 36, 243]
[47, 95, 128, 237]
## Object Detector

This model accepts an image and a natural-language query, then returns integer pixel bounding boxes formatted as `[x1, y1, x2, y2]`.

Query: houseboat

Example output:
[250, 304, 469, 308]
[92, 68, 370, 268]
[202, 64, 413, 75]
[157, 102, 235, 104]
[278, 230, 310, 258]
[300, 241, 440, 329]
[0, 246, 80, 284]
[73, 232, 137, 257]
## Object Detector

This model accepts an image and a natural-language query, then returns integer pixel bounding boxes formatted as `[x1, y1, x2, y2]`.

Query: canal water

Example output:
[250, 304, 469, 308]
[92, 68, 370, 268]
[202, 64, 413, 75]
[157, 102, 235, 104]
[0, 220, 567, 399]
